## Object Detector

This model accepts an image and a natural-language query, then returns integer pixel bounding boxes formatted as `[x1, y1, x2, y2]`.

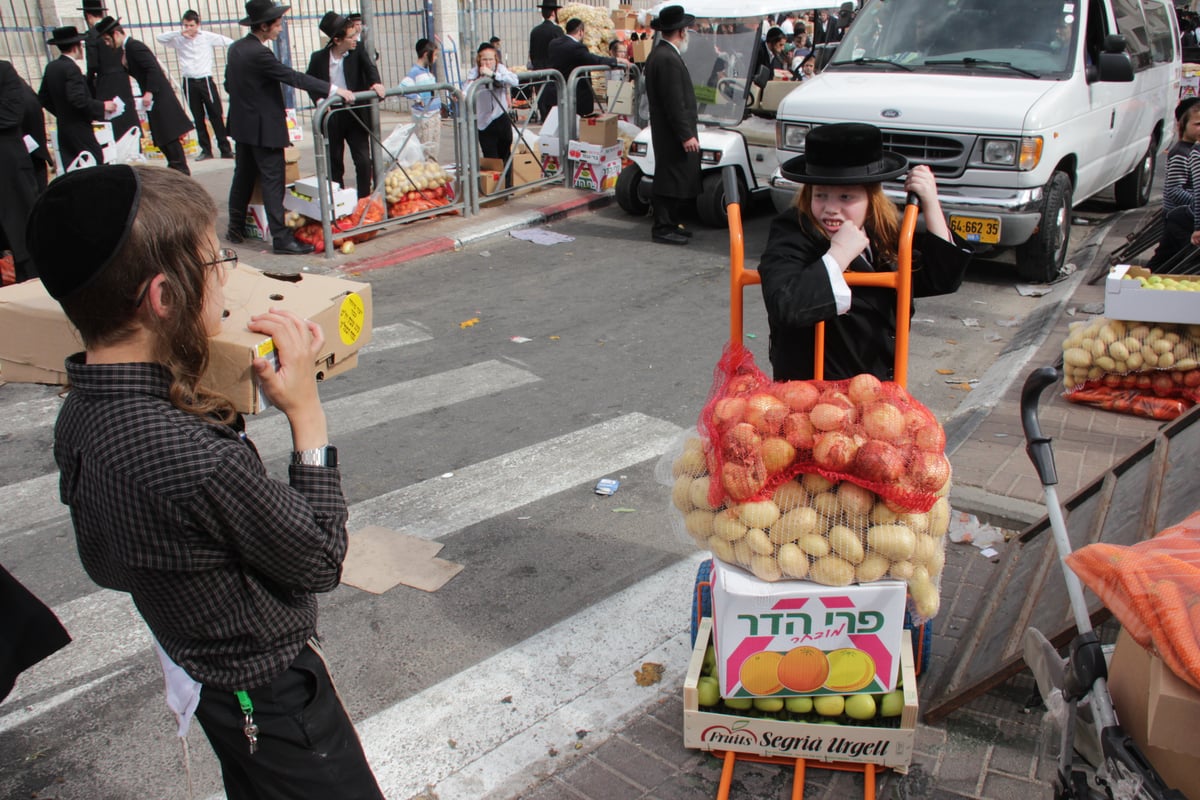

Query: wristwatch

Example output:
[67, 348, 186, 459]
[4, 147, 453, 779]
[292, 445, 338, 468]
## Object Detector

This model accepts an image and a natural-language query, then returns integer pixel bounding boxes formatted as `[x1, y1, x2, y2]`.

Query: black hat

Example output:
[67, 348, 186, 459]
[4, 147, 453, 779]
[477, 40, 497, 53]
[318, 10, 350, 38]
[346, 12, 361, 21]
[651, 5, 694, 32]
[537, 1, 561, 9]
[26, 165, 143, 301]
[46, 25, 87, 46]
[94, 16, 122, 37]
[780, 123, 908, 185]
[240, 0, 290, 26]
[78, 0, 105, 14]
[1176, 96, 1200, 121]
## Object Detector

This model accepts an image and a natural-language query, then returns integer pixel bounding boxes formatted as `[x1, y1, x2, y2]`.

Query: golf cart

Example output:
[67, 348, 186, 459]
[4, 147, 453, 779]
[615, 0, 822, 227]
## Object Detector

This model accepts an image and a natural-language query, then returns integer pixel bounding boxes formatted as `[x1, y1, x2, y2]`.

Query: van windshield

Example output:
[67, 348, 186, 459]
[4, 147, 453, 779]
[827, 0, 1079, 79]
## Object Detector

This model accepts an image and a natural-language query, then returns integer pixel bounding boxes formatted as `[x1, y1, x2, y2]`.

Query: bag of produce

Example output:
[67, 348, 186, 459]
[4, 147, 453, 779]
[1064, 384, 1193, 421]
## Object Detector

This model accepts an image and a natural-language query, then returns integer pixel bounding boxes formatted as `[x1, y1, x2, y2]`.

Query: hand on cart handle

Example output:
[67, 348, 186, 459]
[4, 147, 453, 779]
[1020, 366, 1062, 487]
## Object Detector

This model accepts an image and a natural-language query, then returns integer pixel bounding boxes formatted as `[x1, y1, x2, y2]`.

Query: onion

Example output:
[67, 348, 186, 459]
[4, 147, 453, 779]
[745, 393, 789, 435]
[723, 423, 762, 464]
[862, 403, 907, 444]
[812, 431, 859, 471]
[782, 412, 816, 450]
[712, 397, 746, 430]
[847, 374, 883, 405]
[854, 440, 905, 483]
[913, 421, 947, 453]
[907, 451, 951, 492]
[723, 459, 766, 501]
[810, 403, 848, 432]
[774, 381, 821, 412]
[761, 437, 797, 474]
[727, 374, 761, 395]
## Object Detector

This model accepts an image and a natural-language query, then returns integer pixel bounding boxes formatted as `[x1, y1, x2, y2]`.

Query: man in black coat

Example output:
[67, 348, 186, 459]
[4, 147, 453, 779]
[643, 6, 699, 246]
[22, 79, 50, 192]
[81, 0, 138, 143]
[96, 17, 193, 175]
[0, 61, 41, 283]
[225, 0, 355, 255]
[539, 18, 628, 121]
[39, 26, 117, 171]
[528, 1, 565, 71]
[306, 11, 385, 198]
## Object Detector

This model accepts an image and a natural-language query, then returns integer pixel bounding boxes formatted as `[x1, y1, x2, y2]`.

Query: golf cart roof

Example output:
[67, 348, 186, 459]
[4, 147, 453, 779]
[645, 0, 831, 22]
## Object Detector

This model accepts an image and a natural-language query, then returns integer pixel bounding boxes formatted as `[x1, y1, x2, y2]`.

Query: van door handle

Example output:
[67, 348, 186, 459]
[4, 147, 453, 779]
[1110, 110, 1116, 129]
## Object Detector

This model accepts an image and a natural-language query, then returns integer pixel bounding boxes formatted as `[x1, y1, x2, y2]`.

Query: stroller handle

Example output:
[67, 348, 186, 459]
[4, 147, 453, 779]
[1020, 366, 1061, 487]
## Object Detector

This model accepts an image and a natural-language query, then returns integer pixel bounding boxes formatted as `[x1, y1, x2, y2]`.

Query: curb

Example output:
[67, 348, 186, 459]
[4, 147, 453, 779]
[336, 192, 614, 276]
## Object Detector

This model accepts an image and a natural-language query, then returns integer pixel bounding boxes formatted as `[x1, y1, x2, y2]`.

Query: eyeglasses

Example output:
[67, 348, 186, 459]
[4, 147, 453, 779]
[133, 248, 239, 308]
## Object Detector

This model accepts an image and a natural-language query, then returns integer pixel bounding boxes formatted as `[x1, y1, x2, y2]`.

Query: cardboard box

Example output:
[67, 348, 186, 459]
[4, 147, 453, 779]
[759, 80, 800, 112]
[283, 183, 359, 220]
[567, 139, 622, 165]
[478, 158, 506, 205]
[712, 560, 907, 699]
[0, 278, 83, 384]
[611, 7, 637, 31]
[606, 79, 634, 116]
[512, 145, 543, 186]
[571, 158, 620, 192]
[538, 136, 563, 176]
[0, 267, 371, 414]
[285, 108, 303, 143]
[578, 113, 619, 147]
[1108, 629, 1200, 799]
[245, 203, 271, 241]
[1105, 264, 1200, 325]
[684, 618, 917, 770]
[632, 38, 653, 63]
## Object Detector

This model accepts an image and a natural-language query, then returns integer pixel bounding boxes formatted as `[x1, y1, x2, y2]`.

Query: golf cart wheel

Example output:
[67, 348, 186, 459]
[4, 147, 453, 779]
[696, 171, 747, 228]
[1016, 171, 1072, 283]
[616, 163, 650, 216]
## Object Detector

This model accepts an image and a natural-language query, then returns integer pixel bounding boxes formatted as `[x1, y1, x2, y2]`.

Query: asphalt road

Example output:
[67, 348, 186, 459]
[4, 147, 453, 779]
[0, 197, 1115, 800]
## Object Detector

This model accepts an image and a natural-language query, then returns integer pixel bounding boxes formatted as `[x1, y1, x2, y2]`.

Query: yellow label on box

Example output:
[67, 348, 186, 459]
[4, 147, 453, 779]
[339, 293, 366, 346]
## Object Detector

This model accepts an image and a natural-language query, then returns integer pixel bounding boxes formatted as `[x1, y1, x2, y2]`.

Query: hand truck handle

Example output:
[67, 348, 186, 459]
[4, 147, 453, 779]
[1020, 366, 1061, 487]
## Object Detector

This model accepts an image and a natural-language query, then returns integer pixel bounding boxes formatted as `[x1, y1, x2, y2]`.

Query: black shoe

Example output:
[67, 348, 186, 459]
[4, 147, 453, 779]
[652, 231, 689, 245]
[273, 236, 314, 255]
[196, 152, 213, 161]
[676, 225, 693, 238]
[225, 226, 245, 244]
[220, 151, 234, 159]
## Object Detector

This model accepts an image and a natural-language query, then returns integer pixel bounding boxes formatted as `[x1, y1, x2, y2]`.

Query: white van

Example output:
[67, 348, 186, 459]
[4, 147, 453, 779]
[770, 0, 1181, 282]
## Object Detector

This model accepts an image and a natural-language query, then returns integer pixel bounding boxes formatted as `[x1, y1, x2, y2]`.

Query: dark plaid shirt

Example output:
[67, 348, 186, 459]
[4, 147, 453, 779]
[54, 355, 348, 691]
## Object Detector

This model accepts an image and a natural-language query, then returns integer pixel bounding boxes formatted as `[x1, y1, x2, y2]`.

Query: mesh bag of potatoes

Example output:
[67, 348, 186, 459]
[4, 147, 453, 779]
[657, 344, 952, 621]
[1061, 318, 1200, 420]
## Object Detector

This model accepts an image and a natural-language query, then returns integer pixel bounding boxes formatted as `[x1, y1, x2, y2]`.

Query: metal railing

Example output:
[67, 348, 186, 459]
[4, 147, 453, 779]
[464, 68, 567, 213]
[311, 81, 468, 258]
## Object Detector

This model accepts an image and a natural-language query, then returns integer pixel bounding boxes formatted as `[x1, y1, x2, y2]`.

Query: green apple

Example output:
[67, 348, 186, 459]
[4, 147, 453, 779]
[723, 697, 753, 711]
[813, 694, 845, 717]
[753, 697, 784, 713]
[844, 694, 876, 721]
[702, 645, 717, 677]
[784, 696, 813, 714]
[697, 676, 720, 707]
[879, 689, 905, 718]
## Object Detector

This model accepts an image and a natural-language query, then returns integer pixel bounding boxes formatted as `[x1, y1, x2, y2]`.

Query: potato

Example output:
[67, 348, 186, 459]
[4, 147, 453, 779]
[685, 510, 715, 539]
[713, 509, 749, 542]
[910, 571, 941, 618]
[732, 539, 753, 566]
[771, 480, 809, 510]
[770, 506, 821, 543]
[777, 543, 809, 578]
[672, 476, 693, 512]
[1063, 347, 1091, 368]
[673, 439, 708, 477]
[801, 473, 835, 494]
[746, 528, 775, 555]
[811, 491, 841, 519]
[929, 497, 951, 537]
[1108, 341, 1129, 361]
[828, 525, 865, 564]
[738, 500, 781, 529]
[870, 503, 902, 525]
[889, 560, 915, 580]
[867, 524, 917, 560]
[796, 533, 831, 558]
[911, 533, 943, 569]
[810, 556, 855, 586]
[708, 535, 735, 564]
[688, 476, 716, 511]
[855, 553, 890, 582]
[837, 481, 875, 517]
[750, 554, 783, 582]
[899, 512, 931, 536]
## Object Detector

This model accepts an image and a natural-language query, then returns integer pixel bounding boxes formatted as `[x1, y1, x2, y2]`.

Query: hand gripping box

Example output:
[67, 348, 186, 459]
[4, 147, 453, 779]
[712, 559, 906, 699]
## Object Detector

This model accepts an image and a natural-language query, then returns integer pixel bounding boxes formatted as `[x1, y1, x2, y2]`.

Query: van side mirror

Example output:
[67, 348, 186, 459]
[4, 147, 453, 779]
[1095, 51, 1134, 82]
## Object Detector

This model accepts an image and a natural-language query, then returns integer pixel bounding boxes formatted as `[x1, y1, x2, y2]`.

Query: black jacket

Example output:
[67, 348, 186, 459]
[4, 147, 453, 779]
[540, 35, 617, 117]
[122, 38, 193, 144]
[643, 40, 699, 199]
[85, 27, 138, 139]
[758, 210, 970, 381]
[0, 60, 39, 274]
[38, 54, 105, 168]
[305, 44, 382, 125]
[225, 34, 331, 149]
[528, 19, 566, 70]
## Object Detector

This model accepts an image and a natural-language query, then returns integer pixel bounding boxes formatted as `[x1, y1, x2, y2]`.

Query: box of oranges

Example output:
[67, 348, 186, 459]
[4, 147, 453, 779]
[684, 618, 918, 769]
[711, 560, 906, 699]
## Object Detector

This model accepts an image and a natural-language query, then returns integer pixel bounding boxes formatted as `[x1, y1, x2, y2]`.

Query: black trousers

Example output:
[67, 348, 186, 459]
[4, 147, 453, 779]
[155, 136, 190, 175]
[184, 76, 231, 156]
[1147, 205, 1193, 270]
[478, 113, 513, 162]
[652, 193, 688, 236]
[229, 143, 288, 246]
[327, 109, 374, 198]
[194, 642, 383, 800]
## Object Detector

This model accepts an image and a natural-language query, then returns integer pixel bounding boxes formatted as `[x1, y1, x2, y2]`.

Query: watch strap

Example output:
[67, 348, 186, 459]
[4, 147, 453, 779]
[292, 445, 337, 468]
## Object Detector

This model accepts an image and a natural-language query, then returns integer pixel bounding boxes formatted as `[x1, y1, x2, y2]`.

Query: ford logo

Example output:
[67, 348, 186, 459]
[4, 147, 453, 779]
[881, 109, 900, 118]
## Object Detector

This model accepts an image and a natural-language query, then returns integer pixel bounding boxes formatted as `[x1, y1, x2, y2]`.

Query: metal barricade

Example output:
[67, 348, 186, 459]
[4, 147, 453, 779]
[464, 68, 568, 214]
[311, 81, 468, 258]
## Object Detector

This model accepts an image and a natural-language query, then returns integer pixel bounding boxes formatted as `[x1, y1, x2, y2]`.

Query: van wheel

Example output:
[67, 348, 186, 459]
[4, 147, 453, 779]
[1016, 171, 1072, 283]
[1113, 142, 1155, 209]
[616, 163, 649, 216]
[696, 172, 748, 228]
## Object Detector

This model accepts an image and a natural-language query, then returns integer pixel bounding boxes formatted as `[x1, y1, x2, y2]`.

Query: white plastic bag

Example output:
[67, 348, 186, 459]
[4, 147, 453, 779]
[380, 122, 424, 168]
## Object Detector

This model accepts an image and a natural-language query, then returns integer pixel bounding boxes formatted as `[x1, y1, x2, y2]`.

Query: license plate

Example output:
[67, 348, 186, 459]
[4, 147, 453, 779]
[949, 215, 1001, 244]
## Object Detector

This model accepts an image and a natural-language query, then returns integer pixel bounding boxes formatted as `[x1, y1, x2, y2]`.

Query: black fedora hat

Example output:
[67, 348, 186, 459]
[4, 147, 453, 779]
[94, 15, 122, 37]
[318, 10, 350, 38]
[652, 5, 694, 31]
[46, 25, 87, 47]
[780, 122, 908, 185]
[537, 0, 561, 9]
[78, 0, 106, 14]
[240, 0, 291, 26]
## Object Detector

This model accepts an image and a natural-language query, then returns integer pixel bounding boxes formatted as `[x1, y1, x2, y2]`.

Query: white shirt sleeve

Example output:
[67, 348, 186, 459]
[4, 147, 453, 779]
[821, 253, 852, 315]
[156, 31, 179, 44]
